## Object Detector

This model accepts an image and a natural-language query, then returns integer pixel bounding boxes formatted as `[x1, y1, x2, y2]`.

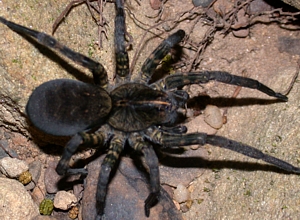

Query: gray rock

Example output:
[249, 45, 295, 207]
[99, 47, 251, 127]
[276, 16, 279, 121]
[29, 160, 42, 184]
[192, 0, 214, 7]
[44, 161, 62, 194]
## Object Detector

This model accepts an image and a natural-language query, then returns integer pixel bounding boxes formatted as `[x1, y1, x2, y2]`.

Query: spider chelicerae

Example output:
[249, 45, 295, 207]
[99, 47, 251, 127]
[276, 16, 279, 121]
[1, 0, 300, 219]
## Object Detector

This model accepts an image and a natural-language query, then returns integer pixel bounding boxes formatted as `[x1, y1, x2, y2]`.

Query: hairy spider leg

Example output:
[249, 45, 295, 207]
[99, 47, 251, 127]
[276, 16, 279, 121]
[154, 131, 300, 174]
[54, 124, 122, 218]
[155, 71, 288, 101]
[133, 140, 160, 217]
[140, 30, 185, 83]
[56, 132, 107, 175]
[96, 136, 125, 216]
[142, 30, 286, 101]
[0, 17, 108, 87]
[115, 0, 130, 81]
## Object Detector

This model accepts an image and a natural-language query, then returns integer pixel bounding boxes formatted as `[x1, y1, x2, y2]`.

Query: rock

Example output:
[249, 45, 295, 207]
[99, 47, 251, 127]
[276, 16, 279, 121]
[0, 140, 9, 159]
[185, 114, 218, 135]
[0, 157, 28, 178]
[44, 161, 62, 194]
[0, 177, 39, 220]
[249, 0, 273, 14]
[150, 0, 162, 10]
[173, 184, 190, 203]
[232, 9, 249, 38]
[25, 160, 42, 191]
[44, 160, 81, 194]
[68, 206, 79, 219]
[29, 160, 42, 184]
[192, 0, 214, 7]
[213, 0, 233, 15]
[25, 181, 36, 190]
[32, 215, 57, 220]
[52, 211, 70, 220]
[53, 191, 77, 210]
[281, 0, 300, 10]
[278, 37, 300, 55]
[31, 185, 46, 205]
[204, 105, 223, 129]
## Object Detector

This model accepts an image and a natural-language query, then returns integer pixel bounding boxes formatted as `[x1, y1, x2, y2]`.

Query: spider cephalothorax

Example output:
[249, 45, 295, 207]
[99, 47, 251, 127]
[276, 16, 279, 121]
[1, 0, 300, 219]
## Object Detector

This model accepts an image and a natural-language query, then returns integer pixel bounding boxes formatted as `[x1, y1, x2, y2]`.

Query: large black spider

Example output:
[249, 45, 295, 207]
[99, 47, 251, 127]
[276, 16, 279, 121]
[1, 0, 300, 219]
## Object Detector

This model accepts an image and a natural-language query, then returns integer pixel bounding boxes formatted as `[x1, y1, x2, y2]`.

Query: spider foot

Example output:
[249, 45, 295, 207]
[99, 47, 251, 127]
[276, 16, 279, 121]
[274, 92, 288, 101]
[160, 125, 188, 134]
[56, 158, 69, 175]
[65, 168, 88, 175]
[96, 201, 105, 219]
[95, 214, 105, 220]
[56, 159, 88, 176]
[144, 192, 160, 217]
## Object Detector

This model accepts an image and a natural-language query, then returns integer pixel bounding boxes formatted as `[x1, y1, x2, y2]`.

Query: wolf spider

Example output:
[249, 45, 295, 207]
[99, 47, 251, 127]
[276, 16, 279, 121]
[1, 0, 300, 218]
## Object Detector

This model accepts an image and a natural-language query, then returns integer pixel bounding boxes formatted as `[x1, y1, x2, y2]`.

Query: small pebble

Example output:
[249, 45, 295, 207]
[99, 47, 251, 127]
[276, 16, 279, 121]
[0, 140, 19, 158]
[232, 9, 249, 38]
[173, 184, 190, 204]
[213, 0, 233, 14]
[32, 185, 46, 205]
[150, 0, 162, 10]
[0, 140, 9, 159]
[68, 206, 79, 219]
[29, 160, 42, 184]
[32, 215, 57, 220]
[54, 191, 77, 210]
[204, 105, 223, 129]
[44, 161, 62, 194]
[0, 157, 29, 178]
[180, 203, 190, 213]
[192, 0, 214, 7]
[25, 181, 36, 191]
[73, 183, 84, 200]
[249, 0, 273, 14]
[173, 200, 180, 210]
[186, 199, 193, 209]
[25, 160, 42, 189]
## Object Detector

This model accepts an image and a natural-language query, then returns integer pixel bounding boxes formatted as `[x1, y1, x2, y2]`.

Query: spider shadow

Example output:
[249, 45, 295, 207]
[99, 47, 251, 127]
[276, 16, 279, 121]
[16, 32, 94, 84]
[188, 95, 286, 111]
[158, 150, 295, 175]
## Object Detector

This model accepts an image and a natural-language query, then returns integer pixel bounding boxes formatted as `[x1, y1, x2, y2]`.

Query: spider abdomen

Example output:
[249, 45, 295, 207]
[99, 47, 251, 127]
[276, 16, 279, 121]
[108, 83, 177, 132]
[26, 79, 112, 136]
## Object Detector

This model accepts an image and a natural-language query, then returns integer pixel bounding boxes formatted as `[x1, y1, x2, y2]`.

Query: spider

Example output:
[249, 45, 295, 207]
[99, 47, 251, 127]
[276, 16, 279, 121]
[1, 0, 300, 219]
